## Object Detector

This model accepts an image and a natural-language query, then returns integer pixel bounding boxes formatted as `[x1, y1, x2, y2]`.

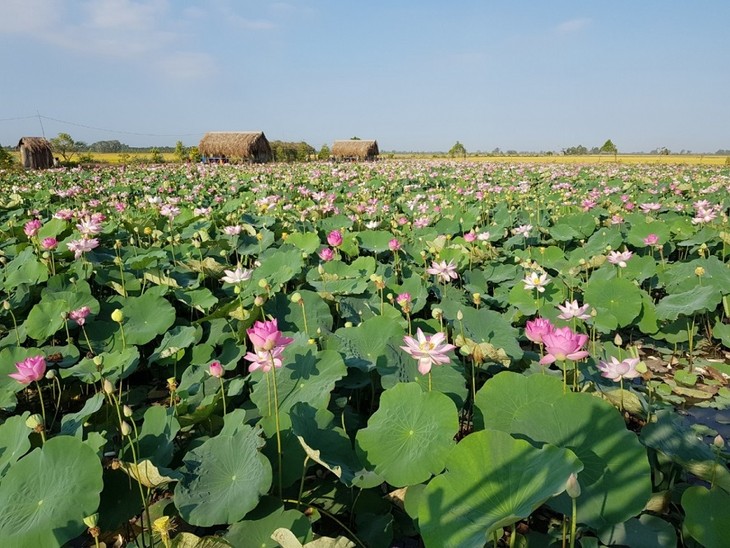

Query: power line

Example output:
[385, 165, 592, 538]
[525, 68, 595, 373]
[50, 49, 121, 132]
[1, 113, 203, 138]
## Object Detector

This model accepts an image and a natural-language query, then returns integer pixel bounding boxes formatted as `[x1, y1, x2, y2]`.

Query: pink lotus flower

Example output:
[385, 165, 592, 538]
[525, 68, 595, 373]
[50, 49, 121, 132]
[464, 231, 477, 243]
[246, 318, 293, 352]
[9, 355, 47, 384]
[208, 360, 224, 378]
[427, 260, 458, 283]
[24, 219, 42, 237]
[41, 237, 58, 250]
[223, 225, 242, 236]
[388, 238, 401, 252]
[525, 317, 554, 344]
[69, 306, 91, 326]
[244, 346, 286, 373]
[67, 237, 99, 259]
[557, 300, 592, 321]
[327, 230, 343, 247]
[318, 247, 335, 261]
[539, 327, 589, 365]
[597, 357, 641, 382]
[401, 328, 456, 375]
[607, 250, 632, 268]
[512, 224, 532, 237]
[643, 233, 659, 246]
[396, 292, 411, 306]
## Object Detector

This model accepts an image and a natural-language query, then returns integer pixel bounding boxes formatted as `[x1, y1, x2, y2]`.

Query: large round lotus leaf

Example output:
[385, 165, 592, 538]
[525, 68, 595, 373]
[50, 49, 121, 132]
[245, 246, 304, 296]
[439, 306, 523, 360]
[0, 435, 103, 546]
[326, 315, 404, 372]
[250, 343, 347, 434]
[355, 230, 397, 253]
[3, 248, 48, 291]
[266, 289, 334, 338]
[0, 412, 30, 476]
[655, 285, 721, 321]
[584, 276, 644, 332]
[174, 425, 272, 526]
[356, 382, 459, 487]
[475, 372, 652, 529]
[149, 325, 201, 365]
[598, 514, 677, 547]
[682, 486, 730, 547]
[119, 291, 176, 345]
[626, 219, 671, 248]
[663, 256, 730, 295]
[418, 429, 582, 547]
[23, 299, 68, 342]
[224, 496, 312, 548]
[284, 232, 321, 254]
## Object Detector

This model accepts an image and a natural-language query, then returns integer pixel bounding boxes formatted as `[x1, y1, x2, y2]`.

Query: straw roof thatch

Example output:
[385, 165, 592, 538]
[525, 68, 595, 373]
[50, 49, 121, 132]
[17, 137, 54, 169]
[199, 132, 273, 163]
[332, 140, 379, 161]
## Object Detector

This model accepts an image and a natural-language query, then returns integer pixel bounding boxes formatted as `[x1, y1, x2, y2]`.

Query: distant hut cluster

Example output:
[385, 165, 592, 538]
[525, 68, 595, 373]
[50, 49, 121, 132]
[332, 140, 379, 161]
[198, 132, 273, 164]
[17, 137, 54, 169]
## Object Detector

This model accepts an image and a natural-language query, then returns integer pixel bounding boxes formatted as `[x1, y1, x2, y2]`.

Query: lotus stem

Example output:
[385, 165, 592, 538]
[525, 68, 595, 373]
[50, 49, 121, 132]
[270, 359, 283, 498]
[35, 380, 47, 443]
[570, 497, 577, 548]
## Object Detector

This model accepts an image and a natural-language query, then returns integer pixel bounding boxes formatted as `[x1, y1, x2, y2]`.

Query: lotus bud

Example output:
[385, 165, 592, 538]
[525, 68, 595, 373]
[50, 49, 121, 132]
[566, 473, 581, 498]
[111, 309, 124, 323]
[129, 236, 135, 245]
[93, 355, 104, 367]
[233, 285, 241, 294]
[472, 293, 481, 305]
[123, 405, 133, 418]
[103, 379, 114, 395]
[344, 321, 353, 328]
[254, 296, 265, 307]
[714, 435, 725, 449]
[457, 310, 464, 321]
[308, 338, 316, 345]
[614, 333, 623, 347]
[45, 369, 56, 380]
[2, 300, 10, 311]
[120, 421, 132, 437]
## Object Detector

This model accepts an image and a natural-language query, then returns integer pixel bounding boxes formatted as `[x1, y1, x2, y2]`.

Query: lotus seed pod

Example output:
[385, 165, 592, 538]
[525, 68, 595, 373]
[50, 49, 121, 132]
[258, 278, 268, 289]
[291, 292, 302, 304]
[432, 307, 443, 319]
[566, 473, 581, 498]
[83, 513, 99, 528]
[26, 413, 44, 430]
[111, 309, 124, 323]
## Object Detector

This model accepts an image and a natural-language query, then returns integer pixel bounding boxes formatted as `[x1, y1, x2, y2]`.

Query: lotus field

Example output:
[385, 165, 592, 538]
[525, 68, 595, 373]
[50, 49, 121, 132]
[2, 160, 730, 547]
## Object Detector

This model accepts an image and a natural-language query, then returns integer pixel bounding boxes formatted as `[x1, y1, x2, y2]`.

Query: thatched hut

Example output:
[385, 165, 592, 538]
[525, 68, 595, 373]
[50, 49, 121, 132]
[198, 132, 273, 163]
[17, 137, 54, 169]
[332, 140, 379, 161]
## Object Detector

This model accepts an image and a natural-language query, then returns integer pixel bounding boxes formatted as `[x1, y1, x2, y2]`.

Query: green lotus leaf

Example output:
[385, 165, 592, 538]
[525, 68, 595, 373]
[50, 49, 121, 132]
[245, 245, 304, 295]
[584, 276, 644, 331]
[174, 287, 218, 312]
[306, 256, 376, 295]
[266, 289, 334, 338]
[172, 532, 234, 548]
[0, 412, 30, 477]
[250, 344, 347, 434]
[60, 347, 140, 384]
[626, 219, 671, 248]
[113, 291, 176, 345]
[682, 486, 730, 547]
[355, 230, 397, 253]
[136, 405, 180, 466]
[0, 435, 104, 546]
[440, 306, 523, 360]
[326, 315, 404, 372]
[622, 254, 658, 283]
[290, 403, 364, 487]
[583, 227, 624, 257]
[3, 248, 48, 291]
[418, 429, 582, 547]
[285, 231, 321, 254]
[225, 497, 312, 548]
[475, 372, 652, 529]
[551, 212, 598, 240]
[356, 382, 459, 487]
[174, 425, 272, 526]
[713, 321, 730, 349]
[23, 299, 68, 342]
[662, 256, 730, 295]
[655, 285, 722, 321]
[149, 325, 201, 365]
[598, 514, 677, 547]
[60, 392, 104, 436]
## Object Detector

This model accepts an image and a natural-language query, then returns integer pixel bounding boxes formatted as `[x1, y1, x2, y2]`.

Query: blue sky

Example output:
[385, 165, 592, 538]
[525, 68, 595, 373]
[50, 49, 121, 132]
[1, 1, 728, 153]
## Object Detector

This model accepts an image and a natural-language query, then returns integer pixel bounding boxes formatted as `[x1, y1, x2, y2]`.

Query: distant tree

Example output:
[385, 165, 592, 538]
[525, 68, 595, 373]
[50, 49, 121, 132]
[187, 146, 202, 163]
[318, 144, 331, 160]
[657, 147, 670, 155]
[50, 132, 83, 162]
[149, 147, 164, 163]
[600, 139, 618, 160]
[0, 145, 16, 169]
[270, 141, 316, 163]
[562, 145, 588, 155]
[350, 136, 361, 140]
[174, 141, 188, 163]
[89, 140, 126, 153]
[448, 141, 467, 158]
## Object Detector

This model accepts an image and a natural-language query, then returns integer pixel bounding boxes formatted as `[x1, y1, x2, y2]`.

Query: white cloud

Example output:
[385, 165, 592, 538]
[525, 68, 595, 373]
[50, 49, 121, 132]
[554, 18, 592, 34]
[0, 0, 63, 33]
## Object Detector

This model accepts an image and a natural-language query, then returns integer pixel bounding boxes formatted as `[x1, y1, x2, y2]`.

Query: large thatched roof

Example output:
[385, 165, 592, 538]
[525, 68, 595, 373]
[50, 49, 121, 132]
[332, 140, 379, 160]
[199, 131, 272, 162]
[17, 137, 54, 169]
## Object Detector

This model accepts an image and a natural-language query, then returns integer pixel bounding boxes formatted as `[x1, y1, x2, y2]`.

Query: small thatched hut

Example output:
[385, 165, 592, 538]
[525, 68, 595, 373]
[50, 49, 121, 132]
[17, 137, 54, 169]
[332, 140, 379, 161]
[198, 132, 273, 163]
